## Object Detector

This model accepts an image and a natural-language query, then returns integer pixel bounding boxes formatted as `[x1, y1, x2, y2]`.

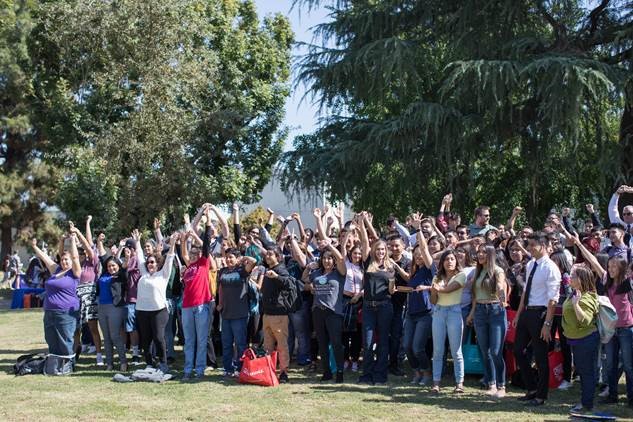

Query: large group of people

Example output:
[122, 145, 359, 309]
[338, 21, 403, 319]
[19, 184, 633, 415]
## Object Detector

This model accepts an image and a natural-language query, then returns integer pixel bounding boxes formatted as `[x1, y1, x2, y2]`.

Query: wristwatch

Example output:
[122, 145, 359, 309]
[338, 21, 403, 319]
[543, 320, 552, 327]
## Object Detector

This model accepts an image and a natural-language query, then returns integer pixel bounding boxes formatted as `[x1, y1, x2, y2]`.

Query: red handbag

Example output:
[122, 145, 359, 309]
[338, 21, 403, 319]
[505, 310, 517, 344]
[548, 350, 564, 388]
[239, 348, 279, 387]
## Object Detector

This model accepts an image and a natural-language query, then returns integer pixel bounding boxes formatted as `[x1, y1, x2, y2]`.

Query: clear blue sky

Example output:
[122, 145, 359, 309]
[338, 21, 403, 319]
[253, 0, 330, 150]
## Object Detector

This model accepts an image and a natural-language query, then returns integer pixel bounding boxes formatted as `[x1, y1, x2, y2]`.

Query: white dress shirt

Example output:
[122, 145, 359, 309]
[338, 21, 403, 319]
[525, 255, 561, 307]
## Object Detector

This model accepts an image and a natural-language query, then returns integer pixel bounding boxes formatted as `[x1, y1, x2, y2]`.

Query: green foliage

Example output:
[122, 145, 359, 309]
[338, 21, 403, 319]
[0, 0, 293, 250]
[242, 206, 280, 237]
[56, 147, 119, 233]
[281, 0, 631, 226]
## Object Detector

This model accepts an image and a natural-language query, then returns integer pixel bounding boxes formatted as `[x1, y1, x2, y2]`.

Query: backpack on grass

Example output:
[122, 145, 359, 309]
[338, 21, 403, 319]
[13, 353, 47, 376]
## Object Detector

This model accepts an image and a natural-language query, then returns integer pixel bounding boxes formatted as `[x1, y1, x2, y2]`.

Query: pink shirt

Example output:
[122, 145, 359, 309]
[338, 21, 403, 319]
[79, 251, 99, 284]
[608, 283, 633, 328]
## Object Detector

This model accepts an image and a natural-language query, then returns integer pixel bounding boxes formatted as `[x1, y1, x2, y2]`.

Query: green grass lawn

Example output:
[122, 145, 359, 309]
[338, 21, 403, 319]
[0, 302, 631, 421]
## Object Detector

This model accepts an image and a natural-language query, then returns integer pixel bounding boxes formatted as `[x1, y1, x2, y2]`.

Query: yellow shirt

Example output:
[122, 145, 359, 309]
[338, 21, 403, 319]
[435, 272, 466, 306]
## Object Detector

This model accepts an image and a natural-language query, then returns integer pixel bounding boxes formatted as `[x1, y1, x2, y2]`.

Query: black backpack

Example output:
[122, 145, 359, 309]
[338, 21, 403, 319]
[281, 276, 303, 313]
[13, 353, 47, 376]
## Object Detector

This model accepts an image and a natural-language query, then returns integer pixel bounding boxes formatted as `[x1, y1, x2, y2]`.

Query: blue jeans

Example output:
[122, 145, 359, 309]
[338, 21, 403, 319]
[288, 298, 311, 364]
[572, 331, 600, 409]
[221, 317, 248, 372]
[44, 309, 79, 356]
[432, 304, 464, 383]
[164, 298, 177, 359]
[361, 302, 393, 383]
[182, 303, 210, 376]
[605, 325, 633, 402]
[403, 313, 432, 371]
[473, 303, 507, 387]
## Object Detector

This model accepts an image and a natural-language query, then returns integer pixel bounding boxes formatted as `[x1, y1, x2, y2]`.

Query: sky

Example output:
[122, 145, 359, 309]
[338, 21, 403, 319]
[253, 0, 331, 150]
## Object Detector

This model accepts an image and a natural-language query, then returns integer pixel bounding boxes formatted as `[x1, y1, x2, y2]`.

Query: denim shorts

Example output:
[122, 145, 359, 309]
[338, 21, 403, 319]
[125, 303, 137, 332]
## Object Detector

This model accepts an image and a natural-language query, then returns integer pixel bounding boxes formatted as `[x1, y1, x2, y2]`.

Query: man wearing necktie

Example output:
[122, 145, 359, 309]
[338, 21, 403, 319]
[512, 232, 562, 406]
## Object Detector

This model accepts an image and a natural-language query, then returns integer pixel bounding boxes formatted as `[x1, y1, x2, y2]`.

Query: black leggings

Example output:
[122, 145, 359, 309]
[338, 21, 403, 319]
[313, 306, 344, 374]
[136, 308, 168, 366]
[342, 324, 362, 362]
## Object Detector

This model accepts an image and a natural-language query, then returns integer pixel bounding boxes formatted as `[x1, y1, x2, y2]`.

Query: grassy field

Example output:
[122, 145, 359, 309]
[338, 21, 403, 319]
[0, 295, 631, 421]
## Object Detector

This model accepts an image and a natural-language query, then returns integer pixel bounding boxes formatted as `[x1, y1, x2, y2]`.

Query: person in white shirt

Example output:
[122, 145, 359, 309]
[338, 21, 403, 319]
[608, 185, 633, 246]
[512, 232, 561, 406]
[133, 229, 177, 373]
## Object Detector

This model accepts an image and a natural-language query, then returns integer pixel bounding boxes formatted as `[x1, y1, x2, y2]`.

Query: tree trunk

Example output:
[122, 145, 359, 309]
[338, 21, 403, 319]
[1, 214, 13, 260]
[619, 103, 633, 185]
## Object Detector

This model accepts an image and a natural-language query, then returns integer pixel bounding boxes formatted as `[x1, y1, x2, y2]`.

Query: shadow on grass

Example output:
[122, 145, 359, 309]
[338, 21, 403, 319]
[309, 383, 571, 418]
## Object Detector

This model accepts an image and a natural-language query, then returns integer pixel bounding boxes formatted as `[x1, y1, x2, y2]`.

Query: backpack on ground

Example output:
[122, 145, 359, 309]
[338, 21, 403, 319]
[13, 352, 47, 376]
[597, 295, 618, 344]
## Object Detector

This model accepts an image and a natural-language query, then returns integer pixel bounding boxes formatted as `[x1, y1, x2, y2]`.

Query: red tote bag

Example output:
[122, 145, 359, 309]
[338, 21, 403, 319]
[505, 310, 517, 344]
[548, 350, 564, 388]
[239, 348, 279, 387]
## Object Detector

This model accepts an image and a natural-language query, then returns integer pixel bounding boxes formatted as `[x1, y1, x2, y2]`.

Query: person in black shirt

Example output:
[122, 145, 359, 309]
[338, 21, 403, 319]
[357, 212, 396, 385]
[387, 236, 411, 376]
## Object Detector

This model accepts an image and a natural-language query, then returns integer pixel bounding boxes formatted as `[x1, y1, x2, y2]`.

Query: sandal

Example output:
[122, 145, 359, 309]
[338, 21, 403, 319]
[453, 385, 464, 394]
[431, 385, 440, 393]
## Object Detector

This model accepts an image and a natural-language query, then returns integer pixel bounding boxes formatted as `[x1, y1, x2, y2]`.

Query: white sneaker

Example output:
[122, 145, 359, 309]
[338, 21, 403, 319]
[96, 353, 104, 366]
[598, 386, 610, 397]
[558, 380, 572, 390]
[351, 362, 359, 372]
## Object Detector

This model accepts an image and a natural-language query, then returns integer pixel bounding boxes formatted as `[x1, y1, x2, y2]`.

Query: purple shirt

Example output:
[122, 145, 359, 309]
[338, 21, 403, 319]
[44, 268, 80, 311]
[125, 256, 140, 303]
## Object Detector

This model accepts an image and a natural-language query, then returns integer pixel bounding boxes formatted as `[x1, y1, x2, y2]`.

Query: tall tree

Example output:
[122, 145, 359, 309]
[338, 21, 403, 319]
[0, 0, 293, 251]
[0, 0, 65, 259]
[281, 0, 631, 225]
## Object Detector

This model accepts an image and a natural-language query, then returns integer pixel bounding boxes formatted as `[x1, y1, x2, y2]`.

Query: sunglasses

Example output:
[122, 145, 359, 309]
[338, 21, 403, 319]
[623, 212, 633, 216]
[147, 260, 157, 264]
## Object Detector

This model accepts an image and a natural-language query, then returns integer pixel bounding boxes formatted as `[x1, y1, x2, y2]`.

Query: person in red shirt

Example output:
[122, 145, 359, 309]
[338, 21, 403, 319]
[180, 206, 217, 380]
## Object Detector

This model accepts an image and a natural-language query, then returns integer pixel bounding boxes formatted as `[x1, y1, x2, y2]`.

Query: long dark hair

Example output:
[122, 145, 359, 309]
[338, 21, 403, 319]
[550, 250, 572, 276]
[605, 256, 628, 292]
[318, 249, 338, 273]
[474, 245, 498, 295]
[436, 249, 462, 282]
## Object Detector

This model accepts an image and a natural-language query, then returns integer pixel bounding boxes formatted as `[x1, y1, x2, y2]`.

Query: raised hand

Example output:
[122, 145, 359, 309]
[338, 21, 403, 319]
[585, 204, 595, 214]
[512, 206, 523, 215]
[313, 208, 322, 219]
[411, 213, 422, 230]
[232, 202, 239, 211]
[131, 229, 141, 241]
[153, 218, 161, 230]
[86, 215, 92, 223]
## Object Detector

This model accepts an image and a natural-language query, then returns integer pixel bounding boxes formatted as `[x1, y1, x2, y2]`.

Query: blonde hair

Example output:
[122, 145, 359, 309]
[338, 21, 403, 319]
[366, 240, 394, 273]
